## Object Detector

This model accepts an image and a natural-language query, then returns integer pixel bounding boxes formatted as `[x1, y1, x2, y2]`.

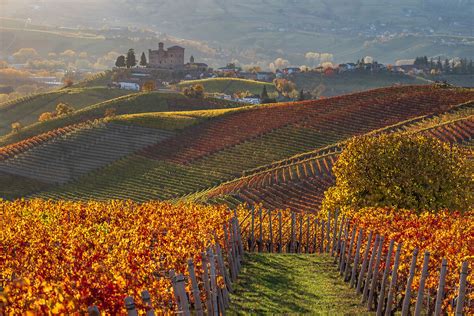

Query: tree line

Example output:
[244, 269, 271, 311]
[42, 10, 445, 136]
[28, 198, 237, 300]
[414, 56, 474, 74]
[115, 49, 147, 68]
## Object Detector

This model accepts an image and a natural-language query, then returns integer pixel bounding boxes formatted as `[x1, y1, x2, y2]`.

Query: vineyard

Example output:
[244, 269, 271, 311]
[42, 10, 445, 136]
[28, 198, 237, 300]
[6, 86, 469, 201]
[176, 78, 276, 95]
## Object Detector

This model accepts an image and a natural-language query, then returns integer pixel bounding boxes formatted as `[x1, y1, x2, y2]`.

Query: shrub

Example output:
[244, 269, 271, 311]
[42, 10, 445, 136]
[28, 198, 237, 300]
[322, 134, 472, 214]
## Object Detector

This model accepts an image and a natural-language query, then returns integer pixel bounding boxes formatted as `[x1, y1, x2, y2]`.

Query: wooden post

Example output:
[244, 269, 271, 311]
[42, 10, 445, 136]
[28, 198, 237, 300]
[376, 239, 394, 316]
[290, 212, 296, 253]
[331, 211, 339, 256]
[334, 217, 345, 259]
[306, 216, 310, 254]
[313, 219, 319, 253]
[344, 227, 357, 281]
[124, 296, 139, 316]
[224, 224, 237, 282]
[268, 210, 273, 253]
[414, 251, 430, 316]
[187, 259, 203, 313]
[258, 208, 263, 252]
[201, 253, 212, 314]
[368, 236, 384, 310]
[339, 223, 349, 273]
[250, 208, 255, 252]
[298, 215, 303, 254]
[231, 219, 242, 271]
[350, 229, 364, 288]
[320, 219, 325, 253]
[175, 274, 190, 315]
[356, 231, 373, 294]
[216, 244, 233, 293]
[169, 270, 181, 310]
[217, 287, 226, 315]
[278, 211, 282, 253]
[208, 249, 219, 316]
[385, 243, 402, 316]
[141, 290, 156, 316]
[234, 217, 244, 257]
[434, 258, 448, 316]
[326, 211, 331, 253]
[87, 306, 100, 316]
[401, 248, 419, 316]
[362, 234, 380, 303]
[455, 261, 468, 316]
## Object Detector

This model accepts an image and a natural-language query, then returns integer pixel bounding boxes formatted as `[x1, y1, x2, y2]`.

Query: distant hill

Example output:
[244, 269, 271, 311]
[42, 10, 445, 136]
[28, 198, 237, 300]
[3, 85, 472, 201]
[176, 78, 276, 96]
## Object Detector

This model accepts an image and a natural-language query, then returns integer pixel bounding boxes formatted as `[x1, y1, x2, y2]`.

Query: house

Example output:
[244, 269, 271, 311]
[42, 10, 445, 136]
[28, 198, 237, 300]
[256, 72, 275, 82]
[338, 63, 357, 72]
[117, 82, 140, 91]
[282, 67, 301, 75]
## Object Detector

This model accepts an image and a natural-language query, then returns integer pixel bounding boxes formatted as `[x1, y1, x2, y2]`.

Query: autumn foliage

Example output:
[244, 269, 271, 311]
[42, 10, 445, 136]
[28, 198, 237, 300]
[323, 134, 472, 214]
[1, 200, 231, 314]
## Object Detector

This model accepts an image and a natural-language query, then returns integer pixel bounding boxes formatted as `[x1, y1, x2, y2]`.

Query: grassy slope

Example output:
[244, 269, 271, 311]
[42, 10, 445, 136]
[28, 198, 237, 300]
[229, 253, 368, 315]
[0, 92, 245, 146]
[176, 78, 276, 95]
[0, 87, 133, 136]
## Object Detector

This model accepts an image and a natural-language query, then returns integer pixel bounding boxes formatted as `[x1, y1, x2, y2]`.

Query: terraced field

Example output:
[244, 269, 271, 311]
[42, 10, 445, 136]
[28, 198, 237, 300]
[0, 87, 134, 136]
[16, 85, 473, 201]
[0, 92, 244, 147]
[202, 107, 473, 212]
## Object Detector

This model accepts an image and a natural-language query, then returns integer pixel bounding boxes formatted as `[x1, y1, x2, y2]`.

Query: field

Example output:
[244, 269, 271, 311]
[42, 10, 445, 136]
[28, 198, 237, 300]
[0, 92, 245, 147]
[176, 78, 276, 96]
[1, 83, 473, 314]
[0, 87, 134, 136]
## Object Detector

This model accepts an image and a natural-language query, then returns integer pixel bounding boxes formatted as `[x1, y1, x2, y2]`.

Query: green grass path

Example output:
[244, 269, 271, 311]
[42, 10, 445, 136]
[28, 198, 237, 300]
[229, 253, 371, 315]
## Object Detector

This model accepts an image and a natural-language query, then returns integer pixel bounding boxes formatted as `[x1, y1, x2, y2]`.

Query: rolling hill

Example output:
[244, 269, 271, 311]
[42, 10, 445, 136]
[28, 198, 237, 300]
[2, 85, 472, 201]
[0, 87, 134, 136]
[176, 78, 276, 95]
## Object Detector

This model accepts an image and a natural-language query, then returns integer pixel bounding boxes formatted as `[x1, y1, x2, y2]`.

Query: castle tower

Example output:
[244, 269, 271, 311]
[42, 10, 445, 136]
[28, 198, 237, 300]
[158, 42, 164, 51]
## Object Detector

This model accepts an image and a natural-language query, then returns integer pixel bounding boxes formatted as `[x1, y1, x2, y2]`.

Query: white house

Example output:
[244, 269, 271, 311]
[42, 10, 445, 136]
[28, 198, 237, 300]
[118, 82, 140, 91]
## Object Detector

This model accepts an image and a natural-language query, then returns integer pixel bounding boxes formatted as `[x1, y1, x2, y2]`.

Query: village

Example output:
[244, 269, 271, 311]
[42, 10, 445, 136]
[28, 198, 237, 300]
[110, 42, 474, 104]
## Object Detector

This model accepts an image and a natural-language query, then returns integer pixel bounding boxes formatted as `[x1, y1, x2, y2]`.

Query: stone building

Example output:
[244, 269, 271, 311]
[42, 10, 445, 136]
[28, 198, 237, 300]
[148, 42, 185, 69]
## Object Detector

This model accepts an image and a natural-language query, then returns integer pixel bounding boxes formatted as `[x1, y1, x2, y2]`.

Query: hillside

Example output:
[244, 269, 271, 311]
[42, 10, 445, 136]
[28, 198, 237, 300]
[199, 103, 474, 212]
[0, 92, 245, 147]
[3, 85, 472, 201]
[176, 78, 276, 96]
[0, 87, 134, 136]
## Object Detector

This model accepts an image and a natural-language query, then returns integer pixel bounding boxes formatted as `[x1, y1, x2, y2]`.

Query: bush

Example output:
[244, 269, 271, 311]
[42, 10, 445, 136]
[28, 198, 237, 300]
[322, 134, 472, 214]
[183, 84, 204, 98]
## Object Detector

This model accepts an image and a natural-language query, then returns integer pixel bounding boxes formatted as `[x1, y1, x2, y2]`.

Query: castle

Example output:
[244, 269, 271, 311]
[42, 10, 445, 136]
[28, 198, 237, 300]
[148, 42, 185, 69]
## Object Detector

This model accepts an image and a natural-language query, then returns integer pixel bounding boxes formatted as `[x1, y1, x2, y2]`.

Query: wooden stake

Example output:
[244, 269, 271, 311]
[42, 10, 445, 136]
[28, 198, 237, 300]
[376, 239, 394, 316]
[331, 211, 339, 256]
[174, 274, 190, 316]
[87, 306, 100, 316]
[339, 223, 349, 273]
[344, 227, 357, 281]
[334, 217, 345, 261]
[320, 219, 325, 253]
[258, 208, 263, 253]
[385, 243, 402, 316]
[298, 215, 303, 254]
[414, 251, 430, 316]
[434, 258, 448, 316]
[306, 216, 310, 254]
[350, 229, 364, 288]
[268, 210, 273, 253]
[368, 236, 384, 310]
[362, 234, 380, 303]
[401, 248, 419, 316]
[188, 259, 203, 315]
[207, 249, 219, 316]
[356, 231, 373, 294]
[201, 253, 212, 314]
[216, 244, 233, 293]
[326, 211, 331, 253]
[455, 261, 468, 316]
[141, 290, 155, 316]
[124, 296, 139, 316]
[290, 212, 296, 253]
[250, 208, 255, 252]
[278, 211, 282, 253]
[313, 219, 318, 254]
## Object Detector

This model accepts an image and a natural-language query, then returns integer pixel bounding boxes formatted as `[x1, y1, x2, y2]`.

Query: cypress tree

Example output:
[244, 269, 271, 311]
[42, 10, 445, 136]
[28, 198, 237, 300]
[140, 52, 147, 67]
[126, 49, 137, 68]
[261, 85, 269, 100]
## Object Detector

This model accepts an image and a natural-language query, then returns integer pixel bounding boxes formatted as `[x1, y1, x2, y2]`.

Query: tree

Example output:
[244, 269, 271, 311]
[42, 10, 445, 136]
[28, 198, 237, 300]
[56, 102, 75, 116]
[298, 89, 305, 101]
[38, 112, 54, 122]
[115, 55, 127, 68]
[63, 79, 74, 88]
[183, 84, 205, 98]
[12, 48, 38, 63]
[11, 122, 22, 133]
[104, 108, 117, 118]
[142, 81, 155, 92]
[261, 85, 269, 99]
[140, 52, 147, 67]
[273, 79, 297, 97]
[322, 134, 472, 214]
[126, 49, 137, 68]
